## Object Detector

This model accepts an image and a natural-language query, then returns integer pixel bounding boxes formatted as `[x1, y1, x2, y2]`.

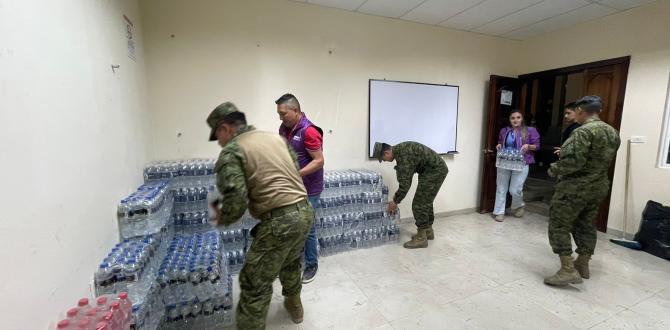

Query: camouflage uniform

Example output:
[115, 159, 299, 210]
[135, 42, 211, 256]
[548, 117, 620, 256]
[209, 103, 313, 330]
[391, 142, 449, 229]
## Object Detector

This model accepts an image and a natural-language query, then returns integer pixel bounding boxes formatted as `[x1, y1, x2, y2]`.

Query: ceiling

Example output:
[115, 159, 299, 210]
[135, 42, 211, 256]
[290, 0, 656, 40]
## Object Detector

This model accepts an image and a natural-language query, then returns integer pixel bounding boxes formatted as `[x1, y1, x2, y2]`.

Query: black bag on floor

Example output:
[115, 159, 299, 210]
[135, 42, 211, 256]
[633, 200, 670, 260]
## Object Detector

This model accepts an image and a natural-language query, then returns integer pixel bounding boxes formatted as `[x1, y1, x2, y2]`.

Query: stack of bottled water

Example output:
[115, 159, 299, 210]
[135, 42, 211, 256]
[142, 159, 219, 234]
[157, 230, 233, 329]
[54, 293, 133, 330]
[94, 232, 171, 300]
[219, 214, 259, 274]
[321, 169, 383, 198]
[117, 181, 174, 240]
[316, 169, 400, 255]
[143, 159, 216, 189]
[495, 148, 526, 171]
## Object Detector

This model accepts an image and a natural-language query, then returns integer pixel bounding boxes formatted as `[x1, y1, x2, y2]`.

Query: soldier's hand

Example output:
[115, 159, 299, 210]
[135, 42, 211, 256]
[553, 148, 561, 156]
[387, 201, 398, 215]
[521, 144, 530, 153]
[496, 144, 502, 151]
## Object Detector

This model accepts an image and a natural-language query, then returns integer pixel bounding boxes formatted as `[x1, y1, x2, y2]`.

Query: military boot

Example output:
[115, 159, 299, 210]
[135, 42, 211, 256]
[283, 295, 304, 324]
[574, 254, 591, 279]
[404, 228, 428, 249]
[544, 256, 583, 286]
[412, 226, 434, 240]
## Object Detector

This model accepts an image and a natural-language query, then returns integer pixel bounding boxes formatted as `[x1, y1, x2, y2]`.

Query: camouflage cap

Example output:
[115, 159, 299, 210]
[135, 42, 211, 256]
[372, 142, 384, 162]
[207, 102, 241, 141]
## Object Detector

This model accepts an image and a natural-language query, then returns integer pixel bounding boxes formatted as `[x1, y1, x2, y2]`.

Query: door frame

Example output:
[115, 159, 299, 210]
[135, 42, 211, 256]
[518, 56, 630, 232]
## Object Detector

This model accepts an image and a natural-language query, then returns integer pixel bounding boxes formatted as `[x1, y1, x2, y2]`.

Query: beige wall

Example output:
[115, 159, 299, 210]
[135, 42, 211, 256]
[518, 0, 670, 234]
[3, 1, 669, 327]
[139, 0, 520, 218]
[0, 0, 151, 329]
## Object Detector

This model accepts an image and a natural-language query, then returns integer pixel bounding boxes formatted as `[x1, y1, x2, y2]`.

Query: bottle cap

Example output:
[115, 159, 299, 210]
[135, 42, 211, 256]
[110, 301, 120, 309]
[118, 292, 128, 300]
[96, 296, 108, 305]
[78, 317, 91, 327]
[57, 319, 70, 329]
[95, 321, 109, 330]
[66, 308, 79, 318]
[77, 298, 90, 307]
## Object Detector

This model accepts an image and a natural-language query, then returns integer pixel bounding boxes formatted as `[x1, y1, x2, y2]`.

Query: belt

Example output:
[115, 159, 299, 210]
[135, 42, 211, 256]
[258, 199, 309, 221]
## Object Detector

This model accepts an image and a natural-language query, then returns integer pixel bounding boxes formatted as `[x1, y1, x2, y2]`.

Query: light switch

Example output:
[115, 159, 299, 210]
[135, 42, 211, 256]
[630, 136, 647, 143]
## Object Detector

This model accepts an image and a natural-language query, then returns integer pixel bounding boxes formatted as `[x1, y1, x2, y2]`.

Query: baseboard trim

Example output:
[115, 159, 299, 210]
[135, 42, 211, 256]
[606, 228, 636, 240]
[399, 207, 478, 224]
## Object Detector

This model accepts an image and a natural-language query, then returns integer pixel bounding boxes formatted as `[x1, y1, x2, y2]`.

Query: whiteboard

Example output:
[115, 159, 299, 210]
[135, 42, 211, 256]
[368, 79, 459, 157]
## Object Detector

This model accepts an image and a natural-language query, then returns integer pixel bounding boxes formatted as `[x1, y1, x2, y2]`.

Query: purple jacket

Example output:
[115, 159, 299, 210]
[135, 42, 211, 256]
[279, 114, 324, 196]
[498, 126, 541, 165]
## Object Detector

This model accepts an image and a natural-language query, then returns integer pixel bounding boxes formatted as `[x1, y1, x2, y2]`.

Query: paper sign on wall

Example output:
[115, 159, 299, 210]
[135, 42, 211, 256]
[124, 15, 136, 61]
[501, 90, 513, 106]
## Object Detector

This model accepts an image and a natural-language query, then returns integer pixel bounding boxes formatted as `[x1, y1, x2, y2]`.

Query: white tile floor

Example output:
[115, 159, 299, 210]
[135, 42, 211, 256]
[232, 212, 670, 330]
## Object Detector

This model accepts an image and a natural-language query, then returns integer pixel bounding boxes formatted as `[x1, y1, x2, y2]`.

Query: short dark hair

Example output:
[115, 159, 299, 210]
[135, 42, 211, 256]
[575, 95, 603, 114]
[381, 143, 392, 153]
[564, 102, 576, 110]
[221, 111, 246, 126]
[275, 93, 301, 111]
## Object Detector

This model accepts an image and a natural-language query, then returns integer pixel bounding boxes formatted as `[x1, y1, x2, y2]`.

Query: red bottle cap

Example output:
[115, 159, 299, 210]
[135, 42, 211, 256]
[78, 298, 90, 307]
[78, 317, 91, 327]
[66, 308, 79, 318]
[118, 292, 128, 300]
[96, 296, 108, 305]
[95, 321, 108, 330]
[57, 319, 70, 329]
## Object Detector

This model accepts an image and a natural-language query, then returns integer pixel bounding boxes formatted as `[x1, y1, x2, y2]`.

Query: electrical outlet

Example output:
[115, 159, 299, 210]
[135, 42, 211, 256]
[630, 136, 647, 143]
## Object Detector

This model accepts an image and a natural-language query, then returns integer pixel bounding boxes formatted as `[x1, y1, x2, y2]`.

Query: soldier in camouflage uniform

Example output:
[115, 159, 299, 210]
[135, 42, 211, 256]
[372, 141, 448, 249]
[207, 102, 314, 329]
[544, 95, 620, 286]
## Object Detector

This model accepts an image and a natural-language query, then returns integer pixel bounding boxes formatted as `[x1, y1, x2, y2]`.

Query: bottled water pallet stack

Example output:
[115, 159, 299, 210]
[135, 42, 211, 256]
[316, 170, 401, 256]
[157, 230, 234, 329]
[85, 159, 235, 329]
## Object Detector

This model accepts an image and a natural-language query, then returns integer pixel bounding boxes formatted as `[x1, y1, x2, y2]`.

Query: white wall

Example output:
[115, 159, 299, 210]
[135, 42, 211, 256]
[0, 0, 151, 329]
[518, 0, 670, 234]
[139, 0, 520, 218]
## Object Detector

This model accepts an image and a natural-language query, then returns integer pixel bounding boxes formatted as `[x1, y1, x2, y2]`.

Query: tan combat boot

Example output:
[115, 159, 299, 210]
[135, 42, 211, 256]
[404, 228, 428, 249]
[574, 254, 591, 279]
[283, 295, 304, 324]
[544, 256, 583, 286]
[412, 226, 434, 240]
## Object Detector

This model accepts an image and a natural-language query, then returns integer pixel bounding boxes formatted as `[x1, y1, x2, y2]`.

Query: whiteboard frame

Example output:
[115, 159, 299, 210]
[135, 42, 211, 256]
[367, 79, 460, 159]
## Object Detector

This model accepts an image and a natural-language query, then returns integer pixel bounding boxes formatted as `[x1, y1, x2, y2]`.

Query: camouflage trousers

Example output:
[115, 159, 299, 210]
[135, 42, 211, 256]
[236, 199, 314, 330]
[548, 180, 609, 256]
[413, 167, 448, 229]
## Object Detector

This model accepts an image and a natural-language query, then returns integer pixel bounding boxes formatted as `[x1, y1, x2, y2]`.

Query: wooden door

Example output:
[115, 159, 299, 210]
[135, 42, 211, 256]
[479, 76, 525, 213]
[583, 62, 629, 232]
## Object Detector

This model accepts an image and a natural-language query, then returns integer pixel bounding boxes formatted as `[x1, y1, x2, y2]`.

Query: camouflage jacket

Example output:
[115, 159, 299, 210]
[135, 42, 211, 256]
[392, 141, 448, 204]
[548, 117, 620, 184]
[214, 125, 302, 226]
